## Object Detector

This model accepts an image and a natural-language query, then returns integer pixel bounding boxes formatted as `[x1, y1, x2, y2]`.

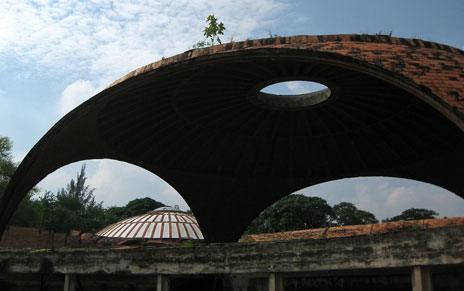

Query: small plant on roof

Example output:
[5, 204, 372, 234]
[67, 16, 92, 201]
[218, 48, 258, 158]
[203, 14, 225, 46]
[192, 15, 226, 49]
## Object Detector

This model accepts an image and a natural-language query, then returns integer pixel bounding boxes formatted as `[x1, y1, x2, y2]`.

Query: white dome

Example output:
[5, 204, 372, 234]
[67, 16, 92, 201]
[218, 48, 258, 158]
[96, 207, 204, 240]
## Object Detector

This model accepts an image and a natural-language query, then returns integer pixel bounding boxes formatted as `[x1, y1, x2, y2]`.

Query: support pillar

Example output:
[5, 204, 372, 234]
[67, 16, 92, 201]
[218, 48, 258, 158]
[64, 274, 76, 291]
[411, 266, 433, 291]
[156, 274, 170, 291]
[268, 273, 284, 291]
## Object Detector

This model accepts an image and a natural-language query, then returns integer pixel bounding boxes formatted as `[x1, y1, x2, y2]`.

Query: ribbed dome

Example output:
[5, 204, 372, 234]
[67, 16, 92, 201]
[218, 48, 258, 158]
[96, 207, 204, 240]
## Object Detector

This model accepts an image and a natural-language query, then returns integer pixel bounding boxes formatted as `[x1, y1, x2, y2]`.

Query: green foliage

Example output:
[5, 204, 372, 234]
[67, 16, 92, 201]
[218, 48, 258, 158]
[203, 15, 225, 45]
[332, 202, 378, 226]
[0, 136, 15, 195]
[0, 136, 12, 160]
[9, 191, 42, 227]
[56, 165, 97, 211]
[104, 197, 165, 225]
[125, 197, 164, 217]
[246, 195, 380, 234]
[246, 195, 333, 234]
[0, 136, 43, 228]
[193, 14, 225, 48]
[38, 191, 57, 229]
[41, 165, 106, 233]
[384, 208, 439, 222]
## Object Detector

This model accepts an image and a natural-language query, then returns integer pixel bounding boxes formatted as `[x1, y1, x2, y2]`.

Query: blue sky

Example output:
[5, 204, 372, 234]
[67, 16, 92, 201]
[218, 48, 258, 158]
[0, 0, 463, 219]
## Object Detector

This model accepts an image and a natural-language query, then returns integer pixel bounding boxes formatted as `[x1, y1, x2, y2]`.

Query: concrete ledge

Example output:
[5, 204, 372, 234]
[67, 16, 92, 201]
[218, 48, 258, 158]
[1, 226, 463, 275]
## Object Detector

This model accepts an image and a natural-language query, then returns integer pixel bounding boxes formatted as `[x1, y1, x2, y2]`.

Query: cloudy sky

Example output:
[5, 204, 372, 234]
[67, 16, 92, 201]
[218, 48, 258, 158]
[1, 0, 463, 219]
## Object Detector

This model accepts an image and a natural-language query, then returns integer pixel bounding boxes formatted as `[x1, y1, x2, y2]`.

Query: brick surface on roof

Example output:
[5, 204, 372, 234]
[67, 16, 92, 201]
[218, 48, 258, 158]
[111, 34, 464, 130]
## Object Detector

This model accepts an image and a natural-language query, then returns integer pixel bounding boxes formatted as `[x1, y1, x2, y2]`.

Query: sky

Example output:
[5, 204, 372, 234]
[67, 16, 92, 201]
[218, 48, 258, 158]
[1, 0, 463, 220]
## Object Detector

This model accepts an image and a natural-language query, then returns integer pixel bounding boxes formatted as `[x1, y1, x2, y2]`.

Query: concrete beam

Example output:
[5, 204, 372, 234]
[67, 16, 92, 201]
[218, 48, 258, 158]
[0, 227, 463, 275]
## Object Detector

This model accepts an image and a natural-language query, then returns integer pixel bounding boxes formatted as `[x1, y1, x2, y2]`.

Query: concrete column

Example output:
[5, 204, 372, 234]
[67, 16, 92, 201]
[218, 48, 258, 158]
[412, 266, 433, 291]
[268, 273, 284, 291]
[63, 274, 76, 291]
[156, 274, 170, 291]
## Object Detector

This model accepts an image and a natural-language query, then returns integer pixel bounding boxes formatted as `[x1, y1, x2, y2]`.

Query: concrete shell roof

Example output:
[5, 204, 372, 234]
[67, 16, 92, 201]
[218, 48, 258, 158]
[96, 208, 204, 240]
[2, 34, 464, 242]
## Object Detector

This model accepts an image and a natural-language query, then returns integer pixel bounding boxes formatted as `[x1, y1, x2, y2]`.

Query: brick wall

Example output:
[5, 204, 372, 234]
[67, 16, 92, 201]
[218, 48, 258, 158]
[0, 226, 68, 249]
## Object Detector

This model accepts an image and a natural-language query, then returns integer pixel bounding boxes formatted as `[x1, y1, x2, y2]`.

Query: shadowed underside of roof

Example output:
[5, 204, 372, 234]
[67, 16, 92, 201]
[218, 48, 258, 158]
[2, 34, 464, 242]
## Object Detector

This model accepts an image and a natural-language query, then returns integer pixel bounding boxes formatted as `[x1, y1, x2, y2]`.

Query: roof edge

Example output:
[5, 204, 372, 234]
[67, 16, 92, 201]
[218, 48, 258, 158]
[241, 216, 464, 243]
[107, 34, 464, 89]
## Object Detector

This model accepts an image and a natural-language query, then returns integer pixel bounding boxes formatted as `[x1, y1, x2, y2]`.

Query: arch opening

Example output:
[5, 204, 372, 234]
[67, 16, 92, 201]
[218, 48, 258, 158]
[242, 176, 464, 240]
[36, 159, 189, 211]
[4, 159, 205, 248]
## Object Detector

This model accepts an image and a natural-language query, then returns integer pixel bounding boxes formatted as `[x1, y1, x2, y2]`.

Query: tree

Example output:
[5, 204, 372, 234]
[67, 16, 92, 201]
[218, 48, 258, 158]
[43, 164, 106, 232]
[2, 136, 47, 228]
[124, 197, 165, 217]
[9, 191, 42, 227]
[0, 136, 15, 195]
[246, 194, 333, 234]
[104, 197, 165, 226]
[192, 15, 226, 48]
[385, 208, 439, 222]
[332, 202, 378, 226]
[203, 14, 225, 46]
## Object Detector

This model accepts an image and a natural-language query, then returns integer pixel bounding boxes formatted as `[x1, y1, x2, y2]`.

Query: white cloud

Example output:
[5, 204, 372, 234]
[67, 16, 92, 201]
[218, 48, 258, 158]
[58, 80, 99, 115]
[87, 159, 189, 209]
[286, 81, 327, 94]
[0, 0, 285, 82]
[36, 164, 77, 195]
[12, 150, 27, 164]
[3, 0, 285, 116]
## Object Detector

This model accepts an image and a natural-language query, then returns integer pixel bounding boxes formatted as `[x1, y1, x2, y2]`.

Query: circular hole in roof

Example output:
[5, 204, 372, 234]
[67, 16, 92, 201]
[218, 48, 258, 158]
[254, 80, 332, 110]
[260, 80, 328, 95]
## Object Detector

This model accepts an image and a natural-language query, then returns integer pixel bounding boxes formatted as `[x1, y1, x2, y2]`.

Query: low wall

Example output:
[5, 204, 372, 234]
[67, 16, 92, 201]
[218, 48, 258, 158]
[0, 226, 463, 275]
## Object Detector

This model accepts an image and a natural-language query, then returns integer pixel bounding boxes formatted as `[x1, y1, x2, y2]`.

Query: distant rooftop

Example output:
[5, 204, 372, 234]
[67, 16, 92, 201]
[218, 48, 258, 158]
[241, 217, 464, 243]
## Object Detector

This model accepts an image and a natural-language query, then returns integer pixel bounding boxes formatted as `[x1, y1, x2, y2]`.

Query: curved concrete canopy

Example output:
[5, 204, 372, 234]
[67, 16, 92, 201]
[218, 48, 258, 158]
[2, 35, 464, 242]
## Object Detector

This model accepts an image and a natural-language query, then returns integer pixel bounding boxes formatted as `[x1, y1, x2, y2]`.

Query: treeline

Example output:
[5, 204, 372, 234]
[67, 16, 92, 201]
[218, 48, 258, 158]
[1, 136, 440, 235]
[245, 195, 439, 234]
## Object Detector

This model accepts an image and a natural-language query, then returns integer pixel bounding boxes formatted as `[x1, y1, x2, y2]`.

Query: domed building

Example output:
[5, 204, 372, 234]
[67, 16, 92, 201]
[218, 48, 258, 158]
[96, 206, 204, 242]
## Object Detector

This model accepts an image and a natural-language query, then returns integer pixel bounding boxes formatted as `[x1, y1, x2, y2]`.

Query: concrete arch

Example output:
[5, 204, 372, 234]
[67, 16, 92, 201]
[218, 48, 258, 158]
[2, 35, 464, 242]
